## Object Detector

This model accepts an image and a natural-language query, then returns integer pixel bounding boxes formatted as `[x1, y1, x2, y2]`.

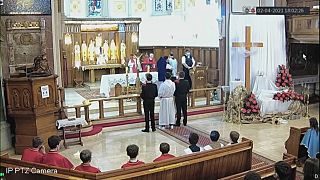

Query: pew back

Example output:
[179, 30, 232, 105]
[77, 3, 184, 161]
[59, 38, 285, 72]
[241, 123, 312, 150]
[1, 138, 253, 180]
[219, 153, 297, 180]
[285, 126, 309, 158]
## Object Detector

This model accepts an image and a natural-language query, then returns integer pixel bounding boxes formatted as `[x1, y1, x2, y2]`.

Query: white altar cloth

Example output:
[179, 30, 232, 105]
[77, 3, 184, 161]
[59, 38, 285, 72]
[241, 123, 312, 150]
[100, 72, 158, 97]
[253, 76, 292, 116]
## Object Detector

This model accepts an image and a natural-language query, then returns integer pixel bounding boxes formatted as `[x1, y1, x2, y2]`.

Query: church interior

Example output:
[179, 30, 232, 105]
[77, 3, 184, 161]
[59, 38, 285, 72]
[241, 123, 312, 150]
[0, 0, 319, 179]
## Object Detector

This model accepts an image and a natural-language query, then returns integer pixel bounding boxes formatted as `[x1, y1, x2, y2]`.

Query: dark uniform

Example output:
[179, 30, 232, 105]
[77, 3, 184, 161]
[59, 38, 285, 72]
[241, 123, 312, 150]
[183, 55, 194, 89]
[141, 82, 158, 131]
[174, 78, 190, 126]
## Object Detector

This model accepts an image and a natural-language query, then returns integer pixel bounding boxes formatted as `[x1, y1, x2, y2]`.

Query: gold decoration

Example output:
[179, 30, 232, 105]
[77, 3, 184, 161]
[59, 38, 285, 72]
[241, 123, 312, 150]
[134, 0, 146, 12]
[114, 1, 126, 13]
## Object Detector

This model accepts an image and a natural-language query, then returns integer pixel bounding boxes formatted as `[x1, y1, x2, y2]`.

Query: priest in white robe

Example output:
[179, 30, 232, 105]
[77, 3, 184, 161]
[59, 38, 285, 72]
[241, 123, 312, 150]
[158, 72, 176, 129]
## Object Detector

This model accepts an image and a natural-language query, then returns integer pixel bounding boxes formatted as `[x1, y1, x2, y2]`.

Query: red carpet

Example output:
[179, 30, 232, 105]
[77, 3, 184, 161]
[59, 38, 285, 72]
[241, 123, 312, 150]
[159, 126, 275, 168]
[65, 106, 223, 139]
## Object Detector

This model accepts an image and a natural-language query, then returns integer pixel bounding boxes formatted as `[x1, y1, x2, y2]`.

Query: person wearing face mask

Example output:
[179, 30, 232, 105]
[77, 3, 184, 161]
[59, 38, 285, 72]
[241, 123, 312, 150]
[168, 52, 178, 80]
[181, 50, 195, 89]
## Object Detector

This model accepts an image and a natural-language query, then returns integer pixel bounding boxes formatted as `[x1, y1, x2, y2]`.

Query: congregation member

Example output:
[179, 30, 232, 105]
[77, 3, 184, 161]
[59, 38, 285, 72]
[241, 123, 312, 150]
[228, 131, 240, 145]
[153, 143, 175, 162]
[184, 133, 204, 154]
[181, 49, 195, 89]
[121, 144, 145, 168]
[41, 135, 74, 169]
[244, 171, 261, 180]
[168, 52, 178, 79]
[141, 73, 158, 132]
[303, 158, 319, 180]
[301, 117, 319, 158]
[158, 72, 176, 129]
[274, 161, 292, 180]
[21, 136, 46, 163]
[174, 72, 190, 127]
[204, 130, 224, 150]
[75, 149, 101, 173]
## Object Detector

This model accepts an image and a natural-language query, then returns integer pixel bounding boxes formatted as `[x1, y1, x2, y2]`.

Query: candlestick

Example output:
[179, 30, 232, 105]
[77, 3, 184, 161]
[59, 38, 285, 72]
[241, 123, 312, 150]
[125, 66, 128, 74]
[147, 65, 150, 73]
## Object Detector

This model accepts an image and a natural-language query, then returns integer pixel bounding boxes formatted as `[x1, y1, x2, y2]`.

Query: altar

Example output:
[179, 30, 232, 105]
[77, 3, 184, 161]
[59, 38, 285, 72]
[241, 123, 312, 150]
[62, 18, 141, 87]
[100, 72, 158, 97]
[253, 76, 293, 116]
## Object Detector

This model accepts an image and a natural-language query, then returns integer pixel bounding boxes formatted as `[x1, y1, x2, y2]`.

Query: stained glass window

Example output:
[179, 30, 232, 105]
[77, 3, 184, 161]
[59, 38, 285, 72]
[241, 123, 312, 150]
[88, 0, 102, 16]
[152, 0, 172, 16]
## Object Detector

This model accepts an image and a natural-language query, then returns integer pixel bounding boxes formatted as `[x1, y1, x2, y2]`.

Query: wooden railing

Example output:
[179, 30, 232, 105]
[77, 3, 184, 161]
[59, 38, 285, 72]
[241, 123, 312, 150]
[188, 87, 218, 108]
[89, 94, 142, 119]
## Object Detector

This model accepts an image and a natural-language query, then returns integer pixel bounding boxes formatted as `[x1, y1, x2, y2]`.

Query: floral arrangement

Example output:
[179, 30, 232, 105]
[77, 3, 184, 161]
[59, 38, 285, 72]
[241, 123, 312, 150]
[241, 93, 260, 115]
[275, 64, 293, 88]
[273, 90, 304, 102]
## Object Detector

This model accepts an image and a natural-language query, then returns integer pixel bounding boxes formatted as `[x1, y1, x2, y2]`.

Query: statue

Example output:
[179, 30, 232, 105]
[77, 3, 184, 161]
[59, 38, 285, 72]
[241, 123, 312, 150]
[95, 34, 102, 47]
[110, 39, 117, 63]
[30, 54, 51, 76]
[103, 40, 109, 63]
[120, 40, 126, 64]
[88, 40, 95, 64]
[81, 41, 87, 63]
[74, 42, 81, 68]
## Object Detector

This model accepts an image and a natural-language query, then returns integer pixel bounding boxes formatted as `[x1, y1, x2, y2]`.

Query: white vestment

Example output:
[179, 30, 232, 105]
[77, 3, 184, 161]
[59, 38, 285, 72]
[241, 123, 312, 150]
[158, 79, 176, 126]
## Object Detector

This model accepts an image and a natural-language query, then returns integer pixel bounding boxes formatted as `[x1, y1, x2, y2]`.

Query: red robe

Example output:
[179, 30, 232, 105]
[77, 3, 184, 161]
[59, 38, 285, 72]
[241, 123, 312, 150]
[75, 163, 101, 173]
[41, 151, 74, 169]
[153, 154, 175, 162]
[121, 160, 145, 168]
[142, 57, 156, 72]
[21, 148, 44, 163]
[128, 58, 137, 73]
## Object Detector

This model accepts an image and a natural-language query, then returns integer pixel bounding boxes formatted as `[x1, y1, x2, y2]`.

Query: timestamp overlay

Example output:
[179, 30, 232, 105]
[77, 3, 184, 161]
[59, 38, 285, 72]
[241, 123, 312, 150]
[256, 7, 310, 15]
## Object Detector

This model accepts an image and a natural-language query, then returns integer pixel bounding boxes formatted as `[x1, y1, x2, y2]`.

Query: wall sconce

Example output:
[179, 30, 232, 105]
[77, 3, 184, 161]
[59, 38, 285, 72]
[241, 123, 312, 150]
[131, 32, 138, 43]
[64, 33, 72, 45]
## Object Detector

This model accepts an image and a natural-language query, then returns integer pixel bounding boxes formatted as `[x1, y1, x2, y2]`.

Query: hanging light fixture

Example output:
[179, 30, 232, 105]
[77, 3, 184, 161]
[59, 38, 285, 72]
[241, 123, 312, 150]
[131, 32, 138, 43]
[64, 33, 72, 45]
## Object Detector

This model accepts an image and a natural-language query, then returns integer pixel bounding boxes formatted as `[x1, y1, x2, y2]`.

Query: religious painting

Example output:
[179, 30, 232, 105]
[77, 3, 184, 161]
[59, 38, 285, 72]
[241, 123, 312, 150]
[0, 0, 51, 15]
[134, 0, 146, 13]
[88, 0, 102, 16]
[174, 0, 183, 11]
[112, 0, 126, 13]
[152, 0, 172, 15]
[70, 0, 82, 16]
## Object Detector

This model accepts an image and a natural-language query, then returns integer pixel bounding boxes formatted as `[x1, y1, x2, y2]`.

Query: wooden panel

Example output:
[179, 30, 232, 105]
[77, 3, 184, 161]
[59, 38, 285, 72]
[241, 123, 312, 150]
[140, 46, 220, 84]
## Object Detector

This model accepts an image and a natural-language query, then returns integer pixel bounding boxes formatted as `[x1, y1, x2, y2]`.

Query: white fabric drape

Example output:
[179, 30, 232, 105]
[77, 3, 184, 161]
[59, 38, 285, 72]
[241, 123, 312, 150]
[229, 15, 286, 90]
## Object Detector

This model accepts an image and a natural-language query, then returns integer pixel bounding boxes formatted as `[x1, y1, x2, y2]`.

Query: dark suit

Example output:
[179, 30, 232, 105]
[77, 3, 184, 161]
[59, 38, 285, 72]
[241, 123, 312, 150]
[174, 79, 190, 126]
[140, 82, 158, 131]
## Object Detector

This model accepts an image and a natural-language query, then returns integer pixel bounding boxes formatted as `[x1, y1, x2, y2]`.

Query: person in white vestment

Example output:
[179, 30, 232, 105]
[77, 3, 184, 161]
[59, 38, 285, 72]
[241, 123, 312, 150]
[168, 52, 178, 78]
[158, 72, 176, 129]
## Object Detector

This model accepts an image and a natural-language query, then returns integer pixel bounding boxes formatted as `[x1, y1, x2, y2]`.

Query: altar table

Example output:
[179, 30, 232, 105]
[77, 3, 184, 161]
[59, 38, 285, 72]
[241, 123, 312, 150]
[100, 72, 158, 97]
[253, 76, 292, 116]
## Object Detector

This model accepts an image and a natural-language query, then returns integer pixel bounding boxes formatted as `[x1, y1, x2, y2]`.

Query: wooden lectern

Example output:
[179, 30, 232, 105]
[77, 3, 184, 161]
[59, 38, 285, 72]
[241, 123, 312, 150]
[190, 66, 208, 97]
[5, 75, 59, 154]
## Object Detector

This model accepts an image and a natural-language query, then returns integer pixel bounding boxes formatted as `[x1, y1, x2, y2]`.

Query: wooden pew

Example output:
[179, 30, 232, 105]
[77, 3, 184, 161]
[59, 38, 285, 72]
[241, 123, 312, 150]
[285, 127, 309, 158]
[0, 138, 253, 180]
[219, 153, 297, 180]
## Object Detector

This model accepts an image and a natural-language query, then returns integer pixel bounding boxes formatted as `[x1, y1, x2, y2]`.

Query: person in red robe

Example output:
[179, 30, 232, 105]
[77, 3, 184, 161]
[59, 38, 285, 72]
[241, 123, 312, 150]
[121, 144, 145, 168]
[153, 143, 175, 162]
[75, 149, 101, 173]
[128, 54, 138, 73]
[21, 136, 46, 163]
[142, 53, 156, 72]
[41, 135, 74, 169]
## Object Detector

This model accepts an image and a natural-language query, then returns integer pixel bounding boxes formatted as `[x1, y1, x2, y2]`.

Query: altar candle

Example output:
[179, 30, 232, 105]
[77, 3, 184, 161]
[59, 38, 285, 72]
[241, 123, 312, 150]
[125, 67, 128, 74]
[147, 65, 150, 73]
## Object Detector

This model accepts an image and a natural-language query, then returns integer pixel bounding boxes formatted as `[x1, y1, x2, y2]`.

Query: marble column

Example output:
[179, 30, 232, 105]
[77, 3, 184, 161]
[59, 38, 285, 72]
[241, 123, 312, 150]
[0, 25, 12, 151]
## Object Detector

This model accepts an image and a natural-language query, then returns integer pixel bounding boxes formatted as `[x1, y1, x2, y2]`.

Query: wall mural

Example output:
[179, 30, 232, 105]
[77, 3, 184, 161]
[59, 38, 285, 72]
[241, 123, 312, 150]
[0, 0, 51, 15]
